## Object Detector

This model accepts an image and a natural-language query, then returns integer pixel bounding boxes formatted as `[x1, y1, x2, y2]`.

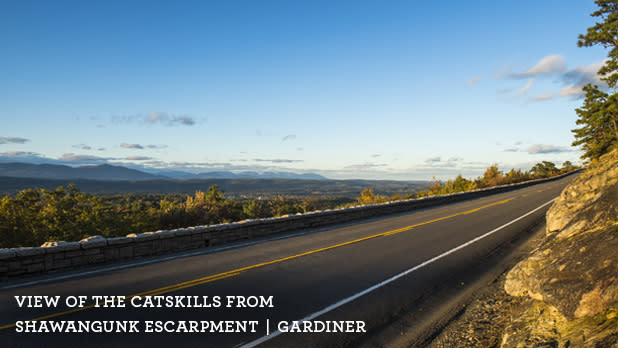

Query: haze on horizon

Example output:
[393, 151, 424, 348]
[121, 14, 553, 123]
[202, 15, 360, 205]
[0, 1, 604, 180]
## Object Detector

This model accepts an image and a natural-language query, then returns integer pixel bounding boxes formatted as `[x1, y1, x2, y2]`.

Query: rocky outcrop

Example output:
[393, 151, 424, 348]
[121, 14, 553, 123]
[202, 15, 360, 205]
[502, 149, 618, 347]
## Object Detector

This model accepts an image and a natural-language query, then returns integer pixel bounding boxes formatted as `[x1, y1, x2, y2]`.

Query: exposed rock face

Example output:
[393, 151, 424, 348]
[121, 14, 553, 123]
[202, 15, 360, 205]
[502, 149, 618, 348]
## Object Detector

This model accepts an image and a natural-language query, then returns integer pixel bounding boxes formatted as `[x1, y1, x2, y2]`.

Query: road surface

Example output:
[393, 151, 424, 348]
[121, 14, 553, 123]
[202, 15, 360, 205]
[0, 175, 575, 348]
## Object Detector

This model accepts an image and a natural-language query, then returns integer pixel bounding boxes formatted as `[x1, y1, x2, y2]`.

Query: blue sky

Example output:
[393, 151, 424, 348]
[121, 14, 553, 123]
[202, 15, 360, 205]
[0, 0, 607, 179]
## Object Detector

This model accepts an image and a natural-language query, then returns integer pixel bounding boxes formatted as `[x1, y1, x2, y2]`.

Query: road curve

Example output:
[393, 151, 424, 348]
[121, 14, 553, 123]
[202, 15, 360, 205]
[0, 175, 575, 348]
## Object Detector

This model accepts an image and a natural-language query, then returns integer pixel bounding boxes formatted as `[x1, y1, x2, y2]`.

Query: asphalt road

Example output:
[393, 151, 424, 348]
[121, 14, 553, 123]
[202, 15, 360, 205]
[0, 175, 575, 348]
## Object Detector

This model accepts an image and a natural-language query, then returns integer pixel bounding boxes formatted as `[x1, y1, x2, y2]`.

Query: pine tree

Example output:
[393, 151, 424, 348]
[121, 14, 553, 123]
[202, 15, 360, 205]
[573, 0, 618, 160]
[572, 85, 618, 160]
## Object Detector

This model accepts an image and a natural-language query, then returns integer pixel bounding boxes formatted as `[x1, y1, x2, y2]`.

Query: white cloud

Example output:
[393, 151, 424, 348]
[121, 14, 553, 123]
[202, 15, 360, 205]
[424, 156, 441, 164]
[526, 144, 571, 154]
[519, 79, 534, 96]
[126, 156, 152, 161]
[343, 163, 387, 171]
[121, 143, 144, 149]
[559, 85, 583, 97]
[253, 158, 303, 163]
[523, 55, 567, 77]
[498, 57, 607, 101]
[530, 92, 554, 101]
[468, 76, 483, 85]
[112, 111, 197, 127]
[58, 153, 111, 162]
[0, 137, 29, 144]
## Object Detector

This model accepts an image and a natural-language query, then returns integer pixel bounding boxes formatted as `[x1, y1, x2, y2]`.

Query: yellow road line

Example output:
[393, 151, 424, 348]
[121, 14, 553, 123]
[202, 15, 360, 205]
[0, 196, 517, 330]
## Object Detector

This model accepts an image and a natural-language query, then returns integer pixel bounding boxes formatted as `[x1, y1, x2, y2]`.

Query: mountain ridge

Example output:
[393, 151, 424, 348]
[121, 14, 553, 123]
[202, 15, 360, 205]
[0, 162, 328, 181]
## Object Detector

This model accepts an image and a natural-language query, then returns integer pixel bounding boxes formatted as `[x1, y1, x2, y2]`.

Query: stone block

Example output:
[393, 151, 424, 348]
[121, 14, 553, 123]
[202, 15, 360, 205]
[70, 257, 84, 267]
[51, 259, 71, 269]
[8, 261, 22, 271]
[133, 242, 154, 257]
[80, 239, 107, 249]
[65, 250, 83, 258]
[25, 263, 44, 273]
[118, 246, 133, 259]
[21, 255, 45, 265]
[13, 247, 45, 257]
[107, 237, 133, 246]
[86, 254, 104, 264]
[41, 241, 81, 252]
[127, 233, 158, 241]
[104, 247, 119, 261]
[156, 230, 176, 239]
[0, 249, 16, 260]
[83, 248, 101, 256]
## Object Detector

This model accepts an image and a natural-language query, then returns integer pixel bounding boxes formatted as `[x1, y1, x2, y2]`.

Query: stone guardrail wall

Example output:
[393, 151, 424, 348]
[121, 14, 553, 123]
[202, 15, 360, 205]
[0, 171, 579, 281]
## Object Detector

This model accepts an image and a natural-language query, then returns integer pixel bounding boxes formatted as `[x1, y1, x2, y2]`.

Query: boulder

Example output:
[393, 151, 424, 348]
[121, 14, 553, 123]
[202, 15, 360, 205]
[502, 149, 618, 347]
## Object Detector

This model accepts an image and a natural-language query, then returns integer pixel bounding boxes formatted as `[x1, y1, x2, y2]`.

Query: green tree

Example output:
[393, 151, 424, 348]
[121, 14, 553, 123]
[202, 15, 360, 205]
[530, 161, 558, 178]
[574, 1, 618, 160]
[572, 85, 618, 160]
[243, 200, 269, 218]
[561, 160, 575, 172]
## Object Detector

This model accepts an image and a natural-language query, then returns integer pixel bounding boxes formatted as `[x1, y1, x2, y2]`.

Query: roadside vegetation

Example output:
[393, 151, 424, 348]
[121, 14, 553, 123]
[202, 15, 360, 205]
[0, 161, 576, 248]
[357, 161, 578, 204]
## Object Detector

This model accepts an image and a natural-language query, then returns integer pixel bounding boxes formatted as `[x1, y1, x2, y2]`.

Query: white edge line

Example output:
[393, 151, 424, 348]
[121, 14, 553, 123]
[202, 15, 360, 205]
[239, 197, 557, 348]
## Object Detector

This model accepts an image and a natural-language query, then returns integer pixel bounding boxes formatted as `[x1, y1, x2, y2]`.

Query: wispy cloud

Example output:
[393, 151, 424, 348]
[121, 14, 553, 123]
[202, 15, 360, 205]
[519, 79, 534, 96]
[526, 144, 571, 154]
[559, 85, 583, 97]
[72, 144, 92, 150]
[0, 151, 39, 157]
[58, 153, 111, 163]
[281, 134, 296, 142]
[497, 55, 607, 101]
[126, 156, 152, 161]
[0, 137, 29, 145]
[468, 76, 483, 85]
[508, 55, 567, 79]
[253, 158, 303, 163]
[423, 156, 462, 168]
[424, 156, 441, 164]
[112, 111, 197, 127]
[343, 163, 387, 170]
[120, 143, 167, 150]
[121, 143, 144, 149]
[145, 111, 195, 126]
[530, 92, 553, 102]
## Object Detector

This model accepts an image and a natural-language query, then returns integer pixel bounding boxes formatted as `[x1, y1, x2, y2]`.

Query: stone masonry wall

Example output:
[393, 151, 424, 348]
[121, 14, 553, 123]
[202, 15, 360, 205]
[0, 171, 578, 281]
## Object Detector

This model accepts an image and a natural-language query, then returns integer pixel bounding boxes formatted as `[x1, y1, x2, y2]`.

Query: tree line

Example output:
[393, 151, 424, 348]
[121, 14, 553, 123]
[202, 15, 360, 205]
[355, 161, 577, 204]
[0, 184, 350, 249]
[0, 161, 576, 249]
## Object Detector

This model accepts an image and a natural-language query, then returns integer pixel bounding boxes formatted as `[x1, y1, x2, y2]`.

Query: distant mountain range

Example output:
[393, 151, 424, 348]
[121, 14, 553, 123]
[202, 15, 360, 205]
[0, 162, 327, 181]
[148, 169, 326, 180]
